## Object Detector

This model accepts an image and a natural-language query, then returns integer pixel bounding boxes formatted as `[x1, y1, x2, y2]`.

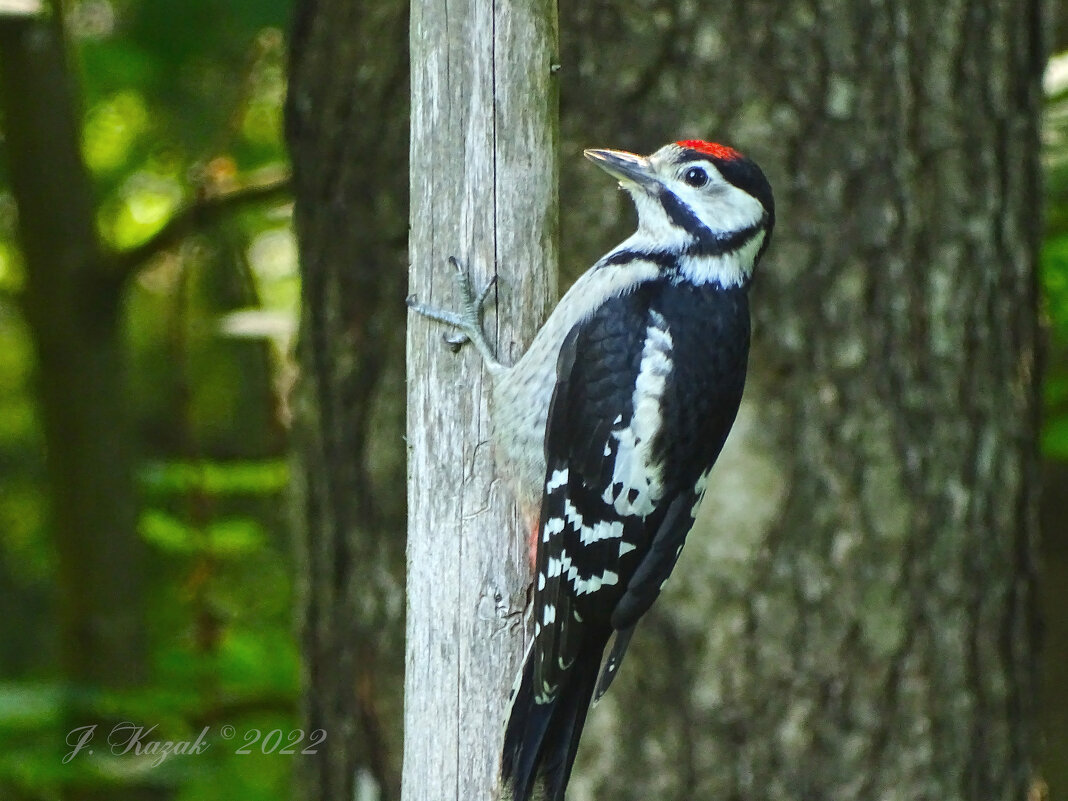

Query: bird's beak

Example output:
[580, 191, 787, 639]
[584, 148, 657, 190]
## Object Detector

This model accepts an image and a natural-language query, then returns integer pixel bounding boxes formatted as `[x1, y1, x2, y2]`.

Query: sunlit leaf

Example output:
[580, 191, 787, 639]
[140, 509, 198, 553]
[82, 90, 150, 173]
[0, 240, 24, 292]
[206, 518, 265, 555]
[139, 460, 290, 495]
[100, 171, 183, 249]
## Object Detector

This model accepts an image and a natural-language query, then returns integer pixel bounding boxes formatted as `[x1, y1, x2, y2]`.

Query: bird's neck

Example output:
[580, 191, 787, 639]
[606, 227, 766, 290]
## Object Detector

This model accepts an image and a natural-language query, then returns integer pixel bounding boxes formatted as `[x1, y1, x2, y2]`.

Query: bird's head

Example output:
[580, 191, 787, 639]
[584, 140, 774, 271]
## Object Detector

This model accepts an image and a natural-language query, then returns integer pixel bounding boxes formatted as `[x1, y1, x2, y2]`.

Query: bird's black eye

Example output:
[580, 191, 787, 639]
[683, 166, 708, 188]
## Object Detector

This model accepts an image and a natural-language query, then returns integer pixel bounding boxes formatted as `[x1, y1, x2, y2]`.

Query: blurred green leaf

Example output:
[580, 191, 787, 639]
[140, 509, 197, 552]
[83, 90, 151, 174]
[0, 682, 61, 731]
[206, 518, 265, 556]
[140, 460, 289, 496]
[0, 241, 24, 292]
[1045, 51, 1068, 464]
[1043, 416, 1068, 461]
[1042, 233, 1068, 341]
[140, 510, 266, 556]
[100, 170, 184, 249]
[1046, 373, 1068, 408]
[217, 629, 298, 697]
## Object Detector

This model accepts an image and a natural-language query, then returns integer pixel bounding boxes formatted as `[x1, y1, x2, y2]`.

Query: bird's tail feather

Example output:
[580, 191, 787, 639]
[501, 636, 606, 801]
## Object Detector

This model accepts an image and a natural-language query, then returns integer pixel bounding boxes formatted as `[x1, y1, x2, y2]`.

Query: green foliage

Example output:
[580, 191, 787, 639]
[76, 0, 291, 251]
[140, 510, 266, 556]
[141, 459, 290, 496]
[0, 0, 297, 799]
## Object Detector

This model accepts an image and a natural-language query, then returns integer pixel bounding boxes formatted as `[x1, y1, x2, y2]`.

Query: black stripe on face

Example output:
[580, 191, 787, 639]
[599, 225, 766, 278]
[681, 222, 765, 257]
[601, 249, 678, 270]
[657, 186, 766, 257]
[656, 187, 705, 236]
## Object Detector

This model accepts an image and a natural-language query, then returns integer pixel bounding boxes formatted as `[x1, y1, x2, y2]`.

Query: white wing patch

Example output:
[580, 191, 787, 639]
[563, 498, 584, 529]
[578, 519, 625, 545]
[546, 468, 569, 492]
[543, 516, 565, 542]
[607, 313, 673, 517]
[568, 568, 620, 596]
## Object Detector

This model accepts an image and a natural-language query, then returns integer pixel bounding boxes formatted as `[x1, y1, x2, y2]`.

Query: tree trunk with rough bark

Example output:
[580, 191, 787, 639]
[556, 2, 1044, 800]
[403, 1, 558, 800]
[286, 2, 411, 800]
[287, 0, 1044, 799]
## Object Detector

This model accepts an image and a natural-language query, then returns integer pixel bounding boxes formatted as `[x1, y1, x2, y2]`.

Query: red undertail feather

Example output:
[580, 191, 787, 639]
[528, 521, 538, 571]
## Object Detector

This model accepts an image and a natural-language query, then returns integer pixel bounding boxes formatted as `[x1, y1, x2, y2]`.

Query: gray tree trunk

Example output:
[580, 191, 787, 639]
[403, 1, 558, 800]
[557, 2, 1043, 800]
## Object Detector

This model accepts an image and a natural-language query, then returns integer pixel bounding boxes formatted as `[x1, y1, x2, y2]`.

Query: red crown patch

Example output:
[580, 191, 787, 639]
[676, 139, 743, 161]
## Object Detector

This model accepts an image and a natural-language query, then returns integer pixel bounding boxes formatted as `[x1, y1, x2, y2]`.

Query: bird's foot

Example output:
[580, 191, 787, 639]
[407, 257, 499, 366]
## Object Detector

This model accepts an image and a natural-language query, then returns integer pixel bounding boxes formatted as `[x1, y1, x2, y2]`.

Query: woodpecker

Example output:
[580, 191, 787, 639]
[408, 139, 774, 801]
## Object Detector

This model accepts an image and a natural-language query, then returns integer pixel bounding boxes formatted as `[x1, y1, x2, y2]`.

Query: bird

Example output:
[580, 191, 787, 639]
[407, 139, 774, 801]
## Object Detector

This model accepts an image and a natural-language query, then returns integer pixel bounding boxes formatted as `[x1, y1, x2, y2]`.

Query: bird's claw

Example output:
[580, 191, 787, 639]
[444, 332, 469, 353]
[408, 257, 500, 367]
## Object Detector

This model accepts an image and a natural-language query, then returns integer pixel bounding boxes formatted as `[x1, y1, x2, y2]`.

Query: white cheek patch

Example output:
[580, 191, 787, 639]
[681, 175, 765, 235]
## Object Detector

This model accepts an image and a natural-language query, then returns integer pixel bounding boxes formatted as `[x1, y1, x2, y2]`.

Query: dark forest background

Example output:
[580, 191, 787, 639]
[0, 1, 1066, 799]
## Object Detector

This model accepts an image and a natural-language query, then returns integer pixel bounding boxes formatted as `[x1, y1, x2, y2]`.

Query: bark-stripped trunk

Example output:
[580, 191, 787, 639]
[403, 1, 558, 799]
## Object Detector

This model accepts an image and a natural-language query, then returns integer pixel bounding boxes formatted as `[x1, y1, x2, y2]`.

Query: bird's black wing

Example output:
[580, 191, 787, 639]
[503, 281, 750, 801]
